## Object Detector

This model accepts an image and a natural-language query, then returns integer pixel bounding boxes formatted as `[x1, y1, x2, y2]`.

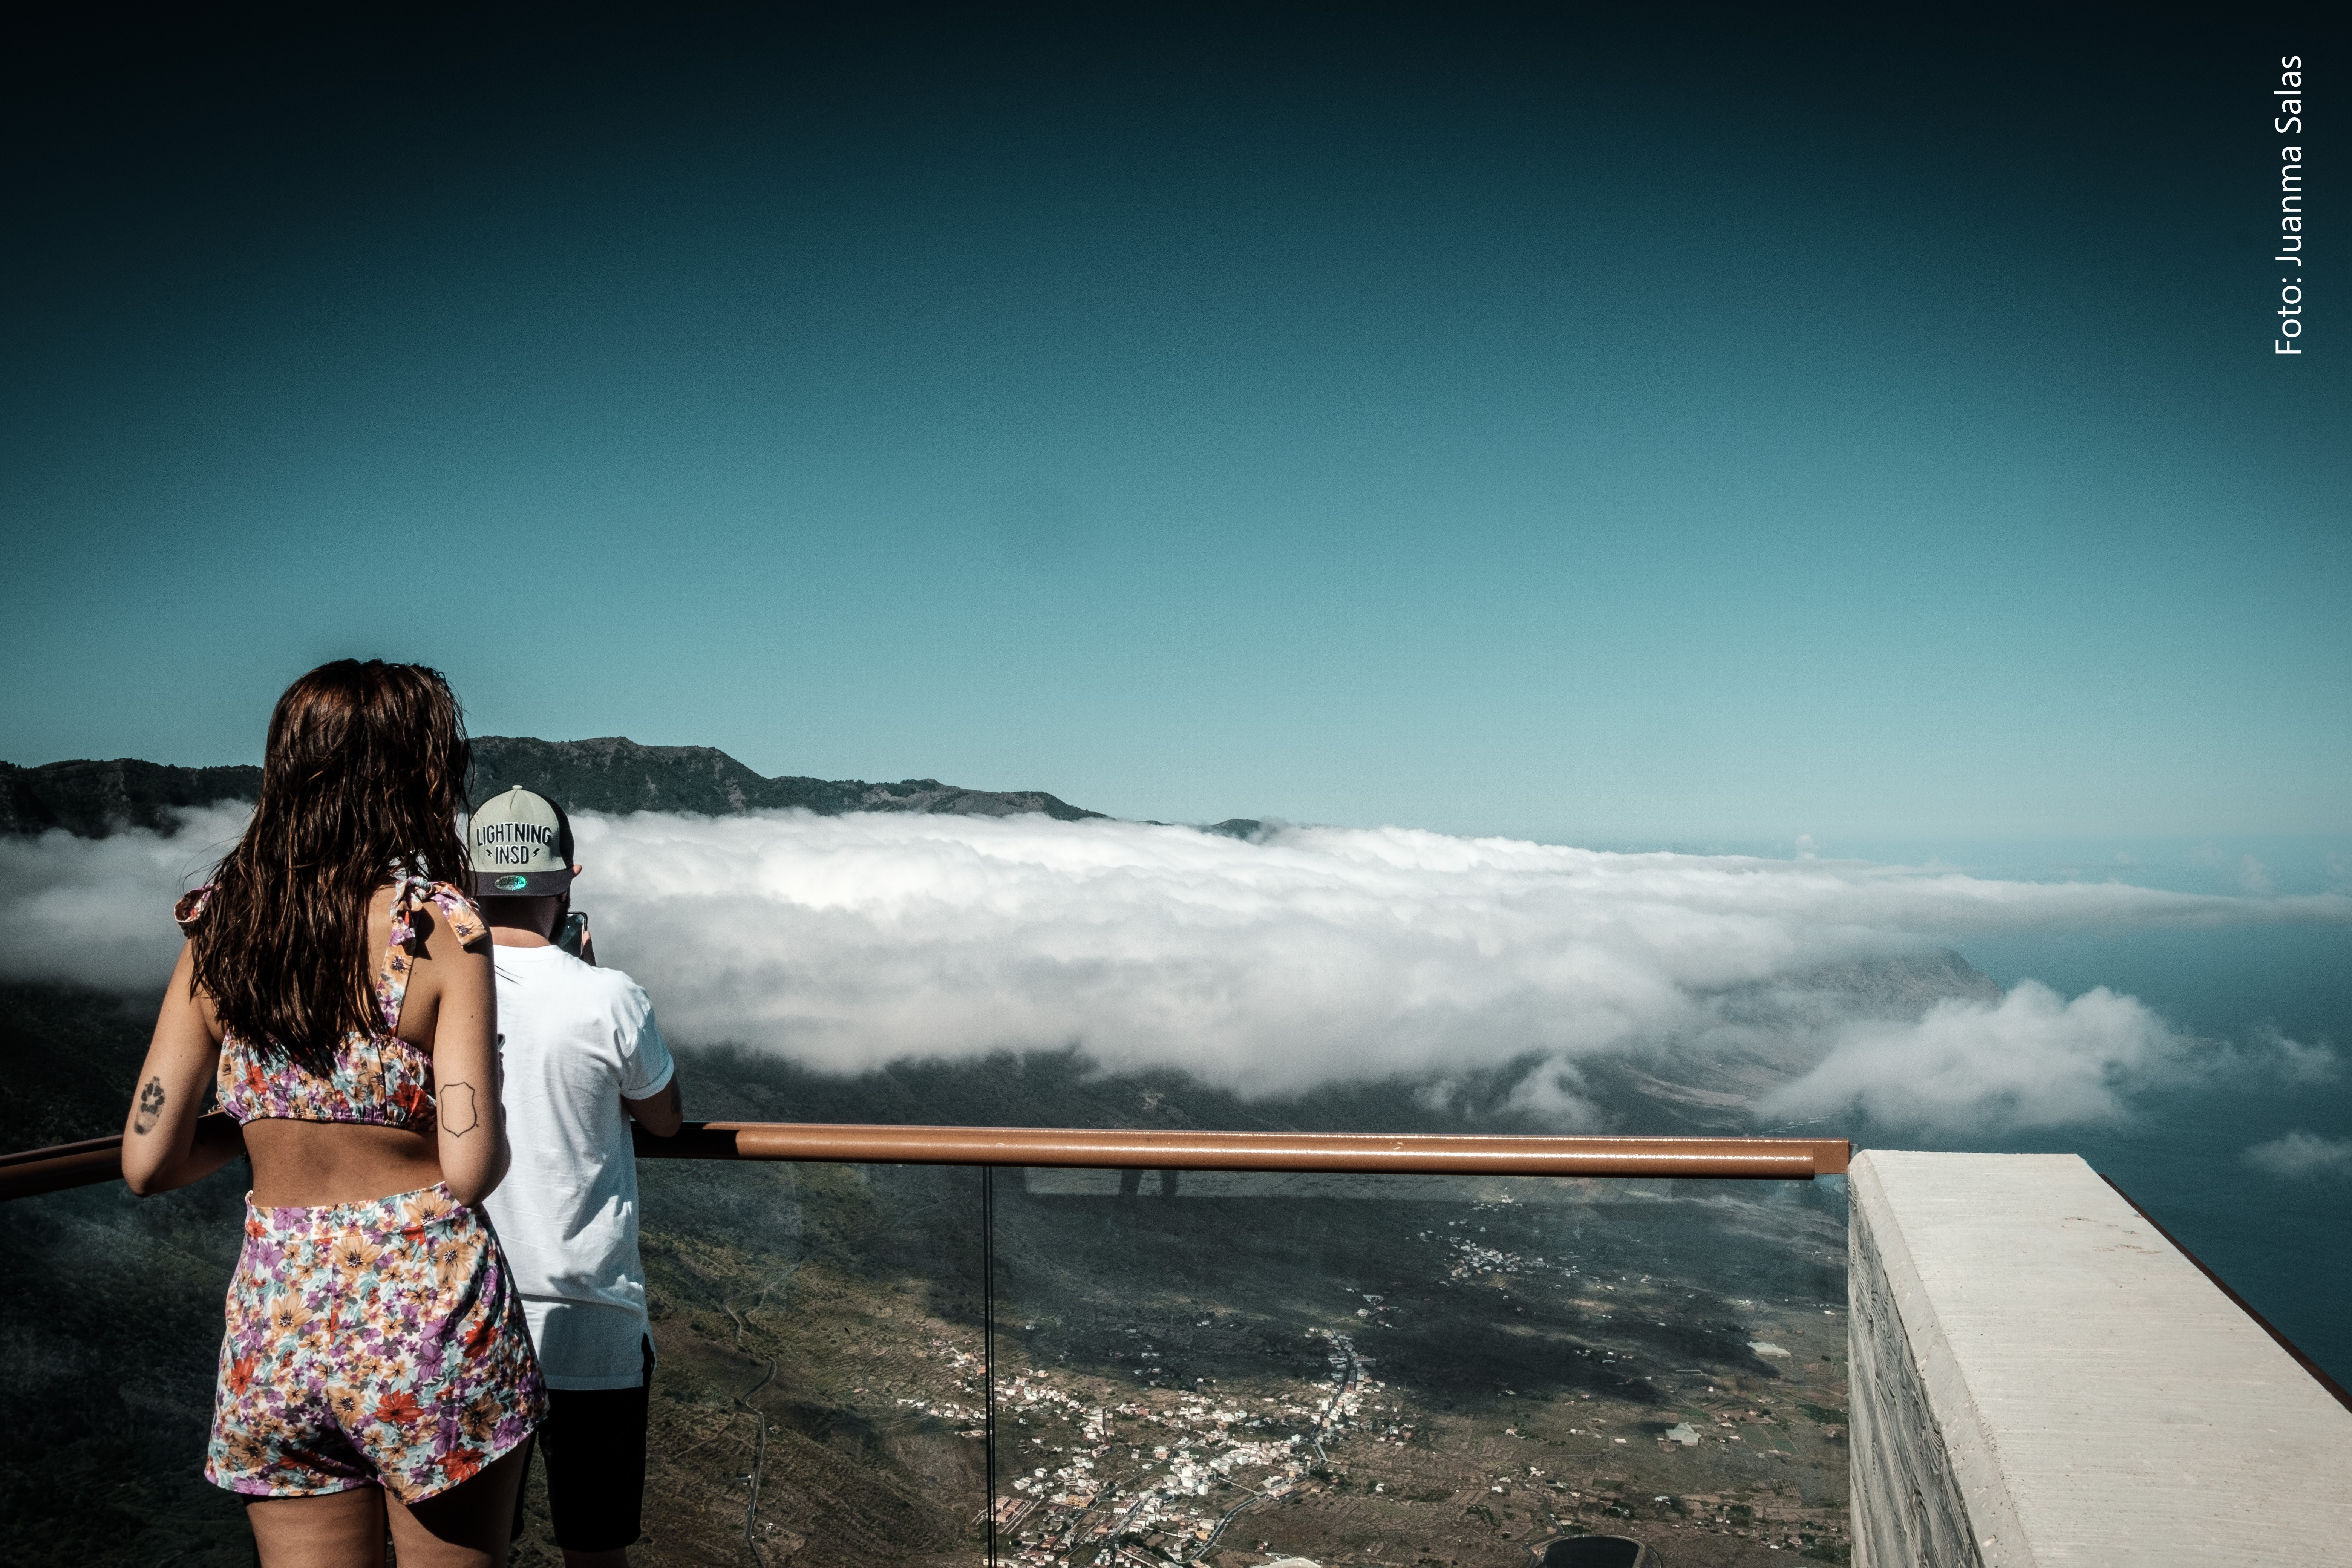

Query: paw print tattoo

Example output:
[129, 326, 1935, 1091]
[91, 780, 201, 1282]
[134, 1077, 166, 1135]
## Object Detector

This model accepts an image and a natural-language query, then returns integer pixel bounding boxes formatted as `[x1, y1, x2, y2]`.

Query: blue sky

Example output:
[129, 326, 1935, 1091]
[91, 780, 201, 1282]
[3, 8, 2344, 841]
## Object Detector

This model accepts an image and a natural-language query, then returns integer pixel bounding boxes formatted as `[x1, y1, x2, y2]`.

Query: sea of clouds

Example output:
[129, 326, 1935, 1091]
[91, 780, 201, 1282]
[2, 804, 2343, 1135]
[2245, 1130, 2352, 1181]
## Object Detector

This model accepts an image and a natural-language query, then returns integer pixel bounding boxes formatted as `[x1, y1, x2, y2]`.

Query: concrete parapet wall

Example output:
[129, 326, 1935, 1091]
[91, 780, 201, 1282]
[1848, 1150, 2352, 1566]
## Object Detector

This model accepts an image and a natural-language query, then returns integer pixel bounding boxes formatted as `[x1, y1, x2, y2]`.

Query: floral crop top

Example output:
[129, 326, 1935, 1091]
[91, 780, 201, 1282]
[176, 876, 486, 1130]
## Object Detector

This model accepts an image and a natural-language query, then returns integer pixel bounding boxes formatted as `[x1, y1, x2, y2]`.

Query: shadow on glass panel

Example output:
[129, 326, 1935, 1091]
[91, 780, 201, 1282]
[0, 1157, 991, 1568]
[0, 1168, 254, 1568]
[991, 1170, 1851, 1566]
[1536, 1536, 1654, 1566]
[630, 1158, 989, 1568]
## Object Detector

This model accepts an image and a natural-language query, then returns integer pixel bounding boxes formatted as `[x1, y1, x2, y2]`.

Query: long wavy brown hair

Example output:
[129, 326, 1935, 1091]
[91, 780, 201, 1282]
[190, 660, 472, 1072]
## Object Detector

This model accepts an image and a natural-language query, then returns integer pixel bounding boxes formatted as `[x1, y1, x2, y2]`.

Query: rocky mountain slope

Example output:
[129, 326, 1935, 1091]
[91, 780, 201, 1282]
[0, 736, 1101, 835]
[0, 758, 260, 838]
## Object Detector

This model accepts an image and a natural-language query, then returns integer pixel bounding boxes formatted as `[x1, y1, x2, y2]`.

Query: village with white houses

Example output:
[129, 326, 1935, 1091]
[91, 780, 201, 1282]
[899, 1327, 1376, 1565]
[836, 1184, 1857, 1566]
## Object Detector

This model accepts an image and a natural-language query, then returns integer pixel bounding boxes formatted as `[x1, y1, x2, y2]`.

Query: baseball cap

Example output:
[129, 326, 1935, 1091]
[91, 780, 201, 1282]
[468, 786, 575, 897]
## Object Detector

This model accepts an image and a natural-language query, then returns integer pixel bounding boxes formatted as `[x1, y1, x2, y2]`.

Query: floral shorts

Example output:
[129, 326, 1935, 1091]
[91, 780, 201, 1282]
[205, 1183, 546, 1503]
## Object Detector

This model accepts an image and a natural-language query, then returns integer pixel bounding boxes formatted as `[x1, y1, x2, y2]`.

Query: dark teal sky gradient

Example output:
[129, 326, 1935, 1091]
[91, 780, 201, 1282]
[3, 6, 2344, 838]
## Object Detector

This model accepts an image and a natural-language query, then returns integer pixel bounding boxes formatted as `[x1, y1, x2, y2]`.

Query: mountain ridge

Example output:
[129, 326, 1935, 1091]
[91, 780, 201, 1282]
[0, 736, 1104, 837]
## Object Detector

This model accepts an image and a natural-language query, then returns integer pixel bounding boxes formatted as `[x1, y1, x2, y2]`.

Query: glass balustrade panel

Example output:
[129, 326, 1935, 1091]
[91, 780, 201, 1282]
[0, 1165, 255, 1566]
[625, 1157, 989, 1568]
[0, 1153, 1847, 1568]
[0, 1156, 991, 1568]
[986, 1168, 1852, 1568]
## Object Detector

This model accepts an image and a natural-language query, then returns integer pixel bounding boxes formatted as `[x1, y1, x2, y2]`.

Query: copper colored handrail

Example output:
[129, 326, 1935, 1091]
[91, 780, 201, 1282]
[630, 1122, 1848, 1178]
[0, 1120, 1847, 1202]
[0, 1130, 144, 1201]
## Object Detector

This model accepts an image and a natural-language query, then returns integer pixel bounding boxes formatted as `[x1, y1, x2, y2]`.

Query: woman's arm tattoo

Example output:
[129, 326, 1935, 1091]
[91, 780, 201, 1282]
[134, 1077, 166, 1135]
[441, 1083, 479, 1136]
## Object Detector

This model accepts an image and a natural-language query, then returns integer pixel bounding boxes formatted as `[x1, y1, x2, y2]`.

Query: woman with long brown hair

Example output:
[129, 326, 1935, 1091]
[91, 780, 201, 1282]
[123, 660, 544, 1567]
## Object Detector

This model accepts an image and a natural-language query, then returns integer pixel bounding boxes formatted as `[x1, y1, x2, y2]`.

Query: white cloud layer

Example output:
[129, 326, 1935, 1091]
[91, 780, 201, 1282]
[3, 806, 2344, 1119]
[0, 805, 251, 992]
[2244, 1130, 2352, 1181]
[1754, 982, 2195, 1132]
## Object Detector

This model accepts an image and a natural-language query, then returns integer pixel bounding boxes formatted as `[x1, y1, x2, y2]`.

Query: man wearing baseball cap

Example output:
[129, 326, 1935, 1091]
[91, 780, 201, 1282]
[470, 786, 681, 1567]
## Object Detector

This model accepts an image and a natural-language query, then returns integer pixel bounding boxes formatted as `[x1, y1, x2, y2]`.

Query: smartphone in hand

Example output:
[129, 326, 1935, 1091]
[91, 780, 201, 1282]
[557, 911, 594, 963]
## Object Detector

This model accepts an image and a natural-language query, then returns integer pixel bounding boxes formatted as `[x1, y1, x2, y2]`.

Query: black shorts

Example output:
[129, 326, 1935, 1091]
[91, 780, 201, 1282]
[525, 1336, 654, 1553]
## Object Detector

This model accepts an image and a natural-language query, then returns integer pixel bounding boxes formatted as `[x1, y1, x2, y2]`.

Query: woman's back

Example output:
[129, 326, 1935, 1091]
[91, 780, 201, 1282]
[214, 878, 495, 1208]
[135, 875, 502, 1208]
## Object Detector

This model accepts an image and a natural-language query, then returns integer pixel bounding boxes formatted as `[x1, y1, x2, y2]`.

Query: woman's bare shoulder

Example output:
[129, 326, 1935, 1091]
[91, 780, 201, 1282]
[412, 882, 492, 959]
[361, 880, 489, 957]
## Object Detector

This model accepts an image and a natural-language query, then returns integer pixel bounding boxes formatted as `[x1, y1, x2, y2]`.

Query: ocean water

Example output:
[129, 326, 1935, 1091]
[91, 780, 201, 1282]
[1868, 916, 2352, 1389]
[1601, 832, 2352, 1386]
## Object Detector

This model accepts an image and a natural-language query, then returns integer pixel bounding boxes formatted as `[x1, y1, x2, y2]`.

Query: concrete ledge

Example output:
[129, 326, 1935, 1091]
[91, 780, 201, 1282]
[1849, 1150, 2352, 1566]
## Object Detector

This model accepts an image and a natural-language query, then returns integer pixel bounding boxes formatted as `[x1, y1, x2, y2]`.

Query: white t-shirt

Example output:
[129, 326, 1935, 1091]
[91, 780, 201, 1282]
[481, 945, 675, 1390]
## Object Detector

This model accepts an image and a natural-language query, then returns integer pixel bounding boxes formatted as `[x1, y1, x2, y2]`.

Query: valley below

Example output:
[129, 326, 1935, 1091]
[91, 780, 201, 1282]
[1, 994, 1856, 1567]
